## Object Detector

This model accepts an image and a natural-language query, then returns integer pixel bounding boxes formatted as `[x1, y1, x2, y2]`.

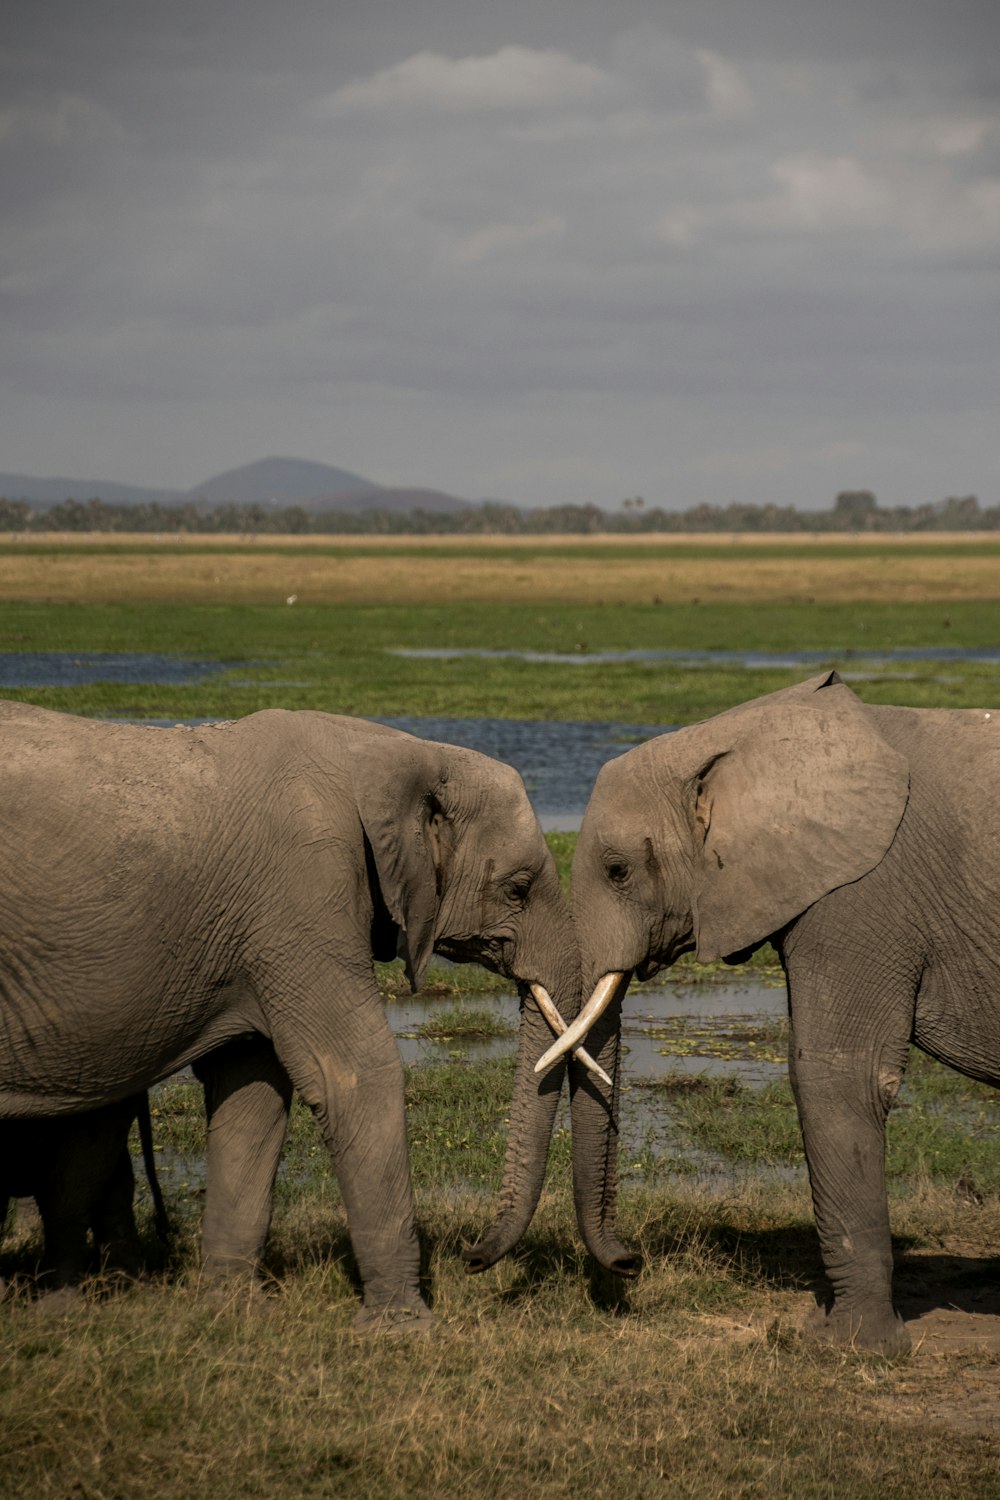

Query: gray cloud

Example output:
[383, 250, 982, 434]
[1, 0, 998, 507]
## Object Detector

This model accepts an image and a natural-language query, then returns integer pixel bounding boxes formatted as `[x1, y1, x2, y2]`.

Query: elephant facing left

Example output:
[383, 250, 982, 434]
[0, 702, 595, 1330]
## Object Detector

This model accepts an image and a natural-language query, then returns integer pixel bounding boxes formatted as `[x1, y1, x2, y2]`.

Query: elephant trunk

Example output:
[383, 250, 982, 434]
[568, 971, 641, 1276]
[463, 916, 580, 1273]
[461, 987, 567, 1272]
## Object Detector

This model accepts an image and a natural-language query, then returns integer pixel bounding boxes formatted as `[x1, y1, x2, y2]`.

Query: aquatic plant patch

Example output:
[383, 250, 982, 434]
[3, 588, 999, 732]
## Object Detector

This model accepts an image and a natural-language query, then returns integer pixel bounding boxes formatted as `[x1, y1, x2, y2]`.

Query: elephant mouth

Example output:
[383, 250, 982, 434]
[435, 934, 505, 969]
[640, 930, 696, 979]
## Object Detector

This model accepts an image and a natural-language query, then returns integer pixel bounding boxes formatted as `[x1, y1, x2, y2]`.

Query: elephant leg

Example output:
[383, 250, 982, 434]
[194, 1037, 293, 1279]
[89, 1146, 142, 1277]
[273, 997, 428, 1330]
[786, 958, 913, 1357]
[33, 1191, 90, 1288]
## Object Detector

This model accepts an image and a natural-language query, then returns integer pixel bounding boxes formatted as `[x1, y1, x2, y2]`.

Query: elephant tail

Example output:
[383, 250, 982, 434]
[137, 1092, 171, 1245]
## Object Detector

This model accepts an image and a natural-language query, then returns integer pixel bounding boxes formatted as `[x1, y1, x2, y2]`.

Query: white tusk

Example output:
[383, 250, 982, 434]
[533, 971, 625, 1077]
[529, 983, 613, 1088]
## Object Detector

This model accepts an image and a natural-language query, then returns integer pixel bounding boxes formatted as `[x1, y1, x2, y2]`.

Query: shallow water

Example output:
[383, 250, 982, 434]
[390, 645, 1000, 668]
[388, 976, 792, 1178]
[387, 977, 787, 1084]
[0, 651, 239, 688]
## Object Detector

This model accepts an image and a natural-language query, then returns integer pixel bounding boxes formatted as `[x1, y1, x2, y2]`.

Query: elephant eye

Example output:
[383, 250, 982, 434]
[504, 875, 533, 908]
[604, 857, 630, 887]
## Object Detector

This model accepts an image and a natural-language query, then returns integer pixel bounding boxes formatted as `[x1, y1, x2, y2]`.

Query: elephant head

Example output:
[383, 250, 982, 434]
[536, 672, 910, 1268]
[349, 726, 605, 1272]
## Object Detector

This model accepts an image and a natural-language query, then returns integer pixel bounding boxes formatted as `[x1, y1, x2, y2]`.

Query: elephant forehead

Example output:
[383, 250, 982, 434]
[589, 737, 684, 813]
[484, 801, 545, 862]
[458, 761, 538, 831]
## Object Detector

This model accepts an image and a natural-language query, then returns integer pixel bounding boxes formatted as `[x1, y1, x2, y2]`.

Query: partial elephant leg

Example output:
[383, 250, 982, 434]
[272, 988, 427, 1331]
[86, 1144, 141, 1277]
[33, 1174, 91, 1288]
[784, 930, 916, 1357]
[194, 1037, 293, 1279]
[26, 1098, 147, 1286]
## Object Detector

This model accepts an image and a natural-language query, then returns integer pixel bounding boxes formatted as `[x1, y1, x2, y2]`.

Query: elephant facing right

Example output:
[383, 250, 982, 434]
[542, 670, 1000, 1357]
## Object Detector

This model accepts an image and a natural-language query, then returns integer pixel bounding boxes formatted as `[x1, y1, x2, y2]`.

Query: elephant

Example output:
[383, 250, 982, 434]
[0, 701, 598, 1330]
[540, 670, 1000, 1356]
[0, 1092, 170, 1289]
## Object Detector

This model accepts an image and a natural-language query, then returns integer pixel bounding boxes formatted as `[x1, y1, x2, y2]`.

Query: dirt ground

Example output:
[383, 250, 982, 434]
[716, 1241, 1000, 1440]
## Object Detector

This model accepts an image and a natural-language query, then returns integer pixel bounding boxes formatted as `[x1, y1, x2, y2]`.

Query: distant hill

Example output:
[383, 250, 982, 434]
[185, 457, 384, 509]
[0, 471, 179, 507]
[0, 457, 475, 515]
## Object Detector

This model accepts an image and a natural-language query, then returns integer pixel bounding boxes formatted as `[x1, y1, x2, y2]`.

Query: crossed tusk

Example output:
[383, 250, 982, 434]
[529, 983, 613, 1088]
[533, 972, 625, 1078]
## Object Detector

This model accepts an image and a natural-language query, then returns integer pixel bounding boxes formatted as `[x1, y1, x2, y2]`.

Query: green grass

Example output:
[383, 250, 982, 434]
[5, 537, 1000, 562]
[404, 1006, 516, 1044]
[1, 598, 999, 725]
[639, 1044, 1000, 1194]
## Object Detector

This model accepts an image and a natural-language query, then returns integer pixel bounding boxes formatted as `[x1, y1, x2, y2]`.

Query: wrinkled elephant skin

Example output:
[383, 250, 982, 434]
[0, 704, 581, 1327]
[568, 671, 1000, 1356]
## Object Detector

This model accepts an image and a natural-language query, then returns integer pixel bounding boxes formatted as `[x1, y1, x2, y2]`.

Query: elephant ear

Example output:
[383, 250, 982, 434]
[351, 734, 452, 994]
[691, 683, 910, 962]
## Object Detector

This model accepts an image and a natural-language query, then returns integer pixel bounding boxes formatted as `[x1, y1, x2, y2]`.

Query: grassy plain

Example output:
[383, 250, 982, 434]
[2, 535, 1000, 1496]
[3, 533, 1000, 725]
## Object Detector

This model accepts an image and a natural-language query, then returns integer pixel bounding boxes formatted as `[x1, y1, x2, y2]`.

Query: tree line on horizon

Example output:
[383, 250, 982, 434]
[0, 489, 992, 535]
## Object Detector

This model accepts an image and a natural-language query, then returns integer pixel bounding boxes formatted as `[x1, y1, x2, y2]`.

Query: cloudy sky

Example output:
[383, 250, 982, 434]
[2, 0, 998, 509]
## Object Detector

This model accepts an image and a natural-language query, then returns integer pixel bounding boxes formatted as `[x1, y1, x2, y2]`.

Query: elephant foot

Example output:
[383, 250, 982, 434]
[352, 1298, 433, 1338]
[803, 1294, 911, 1358]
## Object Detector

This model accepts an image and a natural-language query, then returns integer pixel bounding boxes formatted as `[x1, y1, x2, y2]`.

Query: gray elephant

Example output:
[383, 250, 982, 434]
[0, 1093, 169, 1289]
[0, 702, 594, 1330]
[541, 670, 1000, 1356]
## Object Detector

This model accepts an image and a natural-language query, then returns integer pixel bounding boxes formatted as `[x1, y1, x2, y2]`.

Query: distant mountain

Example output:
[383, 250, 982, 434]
[184, 457, 384, 508]
[0, 471, 179, 507]
[0, 457, 481, 515]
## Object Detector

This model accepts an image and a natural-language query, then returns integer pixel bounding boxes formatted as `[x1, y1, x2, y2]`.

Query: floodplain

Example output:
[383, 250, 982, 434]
[2, 534, 999, 1497]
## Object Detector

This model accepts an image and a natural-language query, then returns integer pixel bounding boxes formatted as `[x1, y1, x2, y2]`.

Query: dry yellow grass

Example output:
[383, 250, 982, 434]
[2, 534, 999, 605]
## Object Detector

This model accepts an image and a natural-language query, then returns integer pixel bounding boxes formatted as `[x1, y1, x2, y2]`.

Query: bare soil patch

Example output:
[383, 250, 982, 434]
[715, 1254, 1000, 1440]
